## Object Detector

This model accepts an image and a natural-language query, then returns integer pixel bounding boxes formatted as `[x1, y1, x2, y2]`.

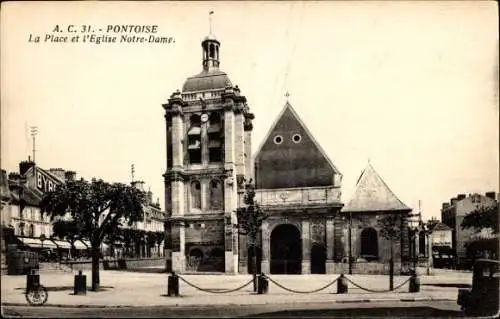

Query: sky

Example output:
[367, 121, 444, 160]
[1, 1, 498, 220]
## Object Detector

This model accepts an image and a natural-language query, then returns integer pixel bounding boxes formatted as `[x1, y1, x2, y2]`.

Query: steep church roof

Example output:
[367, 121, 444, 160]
[342, 162, 411, 213]
[254, 102, 341, 189]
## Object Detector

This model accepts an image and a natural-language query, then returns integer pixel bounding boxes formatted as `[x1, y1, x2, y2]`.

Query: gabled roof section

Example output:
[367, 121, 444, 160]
[25, 166, 66, 185]
[431, 222, 452, 232]
[254, 101, 342, 176]
[342, 162, 411, 213]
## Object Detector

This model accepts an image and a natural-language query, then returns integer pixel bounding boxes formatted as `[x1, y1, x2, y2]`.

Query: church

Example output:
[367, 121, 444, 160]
[162, 27, 413, 275]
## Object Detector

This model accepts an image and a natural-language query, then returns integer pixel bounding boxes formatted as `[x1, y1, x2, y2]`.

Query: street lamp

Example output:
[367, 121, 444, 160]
[408, 213, 420, 273]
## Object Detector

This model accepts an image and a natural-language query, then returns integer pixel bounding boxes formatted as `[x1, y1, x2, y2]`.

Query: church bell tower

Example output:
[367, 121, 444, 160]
[163, 13, 255, 274]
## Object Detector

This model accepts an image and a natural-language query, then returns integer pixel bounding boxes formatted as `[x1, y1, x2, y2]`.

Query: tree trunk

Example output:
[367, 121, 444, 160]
[91, 244, 100, 291]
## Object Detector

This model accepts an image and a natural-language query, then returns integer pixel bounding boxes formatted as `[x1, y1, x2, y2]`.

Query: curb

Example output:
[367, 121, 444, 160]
[2, 297, 456, 309]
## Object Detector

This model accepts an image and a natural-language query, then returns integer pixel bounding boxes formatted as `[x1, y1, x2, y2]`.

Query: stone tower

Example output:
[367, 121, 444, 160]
[163, 29, 254, 274]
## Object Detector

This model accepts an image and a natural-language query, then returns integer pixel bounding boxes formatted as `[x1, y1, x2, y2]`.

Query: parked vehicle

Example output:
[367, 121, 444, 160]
[457, 258, 499, 316]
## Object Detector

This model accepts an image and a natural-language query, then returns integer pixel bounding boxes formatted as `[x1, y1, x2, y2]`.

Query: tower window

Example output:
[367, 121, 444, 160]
[191, 181, 201, 210]
[292, 134, 302, 143]
[274, 135, 283, 145]
[209, 179, 223, 210]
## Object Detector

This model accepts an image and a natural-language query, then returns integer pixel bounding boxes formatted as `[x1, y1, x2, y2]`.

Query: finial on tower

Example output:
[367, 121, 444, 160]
[131, 164, 135, 182]
[209, 11, 214, 36]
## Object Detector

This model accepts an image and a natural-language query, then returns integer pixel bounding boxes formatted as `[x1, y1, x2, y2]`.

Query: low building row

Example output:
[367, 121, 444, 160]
[1, 160, 166, 267]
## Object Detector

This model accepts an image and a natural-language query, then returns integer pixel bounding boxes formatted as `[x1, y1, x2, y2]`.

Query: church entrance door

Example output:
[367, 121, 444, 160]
[270, 224, 302, 274]
[310, 243, 326, 274]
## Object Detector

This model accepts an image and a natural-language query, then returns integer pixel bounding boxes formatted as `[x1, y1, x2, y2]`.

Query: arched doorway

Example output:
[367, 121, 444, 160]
[270, 224, 302, 274]
[247, 245, 262, 274]
[360, 228, 378, 261]
[310, 243, 326, 274]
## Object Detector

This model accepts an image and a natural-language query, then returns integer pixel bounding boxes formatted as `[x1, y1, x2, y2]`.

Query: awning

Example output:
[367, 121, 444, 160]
[73, 240, 88, 250]
[20, 237, 58, 249]
[52, 239, 72, 249]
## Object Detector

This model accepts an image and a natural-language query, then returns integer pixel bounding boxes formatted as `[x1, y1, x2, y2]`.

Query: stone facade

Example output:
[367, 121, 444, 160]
[163, 31, 413, 275]
[163, 32, 255, 274]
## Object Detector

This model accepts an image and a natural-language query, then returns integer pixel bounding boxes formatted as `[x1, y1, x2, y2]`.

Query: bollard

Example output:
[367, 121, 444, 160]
[74, 270, 87, 295]
[167, 272, 179, 296]
[409, 273, 420, 293]
[257, 274, 268, 294]
[337, 274, 348, 294]
[26, 269, 40, 292]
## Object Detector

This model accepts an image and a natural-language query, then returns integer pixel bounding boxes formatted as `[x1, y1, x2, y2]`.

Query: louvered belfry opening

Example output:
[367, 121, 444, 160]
[208, 112, 224, 163]
[188, 114, 202, 164]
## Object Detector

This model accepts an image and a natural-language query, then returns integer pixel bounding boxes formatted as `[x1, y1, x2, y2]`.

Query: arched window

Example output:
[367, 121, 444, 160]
[209, 44, 215, 58]
[191, 181, 201, 210]
[360, 228, 378, 261]
[29, 224, 35, 237]
[209, 179, 223, 210]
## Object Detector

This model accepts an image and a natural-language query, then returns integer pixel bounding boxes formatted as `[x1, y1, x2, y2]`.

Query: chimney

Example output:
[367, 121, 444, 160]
[442, 202, 450, 210]
[64, 171, 76, 182]
[147, 190, 153, 204]
[8, 173, 20, 183]
[450, 197, 458, 206]
[485, 191, 496, 200]
[457, 194, 466, 201]
[131, 181, 145, 192]
[19, 160, 35, 176]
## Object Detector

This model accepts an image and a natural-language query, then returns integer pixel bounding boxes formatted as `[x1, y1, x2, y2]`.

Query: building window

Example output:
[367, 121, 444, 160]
[191, 181, 201, 210]
[274, 135, 283, 145]
[360, 228, 378, 261]
[28, 224, 35, 237]
[209, 179, 223, 210]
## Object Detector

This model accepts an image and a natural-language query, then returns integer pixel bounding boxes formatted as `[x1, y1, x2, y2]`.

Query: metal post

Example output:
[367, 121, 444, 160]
[348, 212, 353, 275]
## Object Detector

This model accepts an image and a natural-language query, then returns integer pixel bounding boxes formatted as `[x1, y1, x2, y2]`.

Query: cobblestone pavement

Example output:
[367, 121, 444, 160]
[1, 269, 469, 307]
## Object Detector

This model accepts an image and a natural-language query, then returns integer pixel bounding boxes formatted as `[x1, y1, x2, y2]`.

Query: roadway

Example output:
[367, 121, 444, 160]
[2, 300, 464, 318]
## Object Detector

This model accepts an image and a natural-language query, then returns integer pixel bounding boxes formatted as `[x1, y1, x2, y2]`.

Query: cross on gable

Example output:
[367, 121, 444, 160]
[285, 91, 290, 100]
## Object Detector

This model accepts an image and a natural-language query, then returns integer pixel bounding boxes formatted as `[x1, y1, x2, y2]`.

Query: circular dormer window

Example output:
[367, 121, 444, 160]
[292, 134, 302, 143]
[274, 135, 283, 144]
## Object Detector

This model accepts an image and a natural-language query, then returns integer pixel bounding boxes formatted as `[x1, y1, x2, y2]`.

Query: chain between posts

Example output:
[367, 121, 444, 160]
[345, 276, 411, 293]
[177, 275, 254, 294]
[263, 274, 340, 294]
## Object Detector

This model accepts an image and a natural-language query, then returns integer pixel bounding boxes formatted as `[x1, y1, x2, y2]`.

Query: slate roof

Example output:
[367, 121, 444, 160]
[342, 162, 411, 213]
[254, 101, 342, 176]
